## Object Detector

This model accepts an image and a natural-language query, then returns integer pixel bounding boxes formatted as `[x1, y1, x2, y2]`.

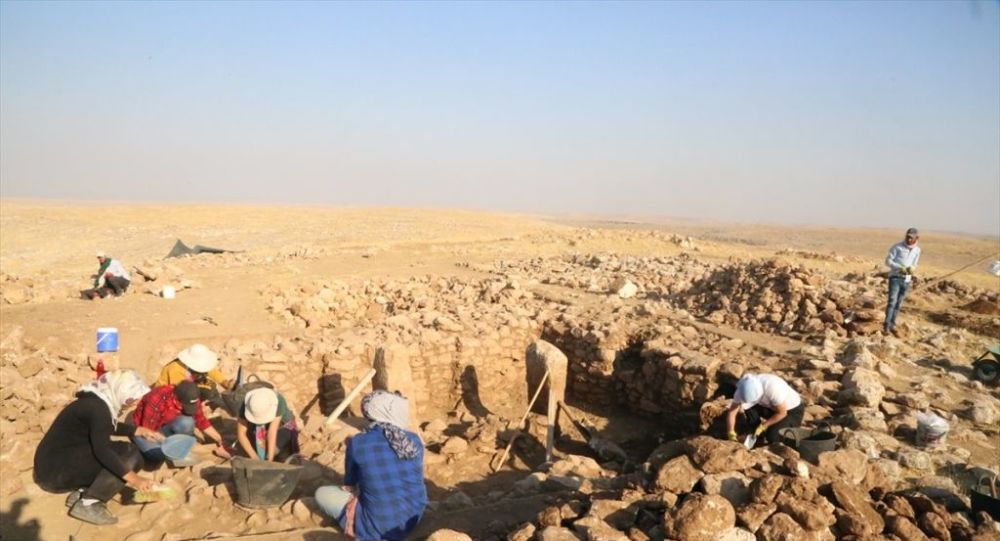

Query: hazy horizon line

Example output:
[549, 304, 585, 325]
[2, 195, 997, 241]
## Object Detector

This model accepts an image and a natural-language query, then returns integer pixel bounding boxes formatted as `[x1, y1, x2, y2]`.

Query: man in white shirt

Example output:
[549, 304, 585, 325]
[883, 228, 921, 336]
[725, 373, 804, 446]
[85, 252, 131, 299]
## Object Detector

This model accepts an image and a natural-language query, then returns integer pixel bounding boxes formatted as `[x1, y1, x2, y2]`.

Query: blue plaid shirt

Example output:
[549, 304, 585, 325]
[345, 426, 427, 540]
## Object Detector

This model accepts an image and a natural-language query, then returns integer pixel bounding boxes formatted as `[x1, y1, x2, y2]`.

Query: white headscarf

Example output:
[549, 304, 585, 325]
[361, 390, 418, 460]
[78, 369, 150, 427]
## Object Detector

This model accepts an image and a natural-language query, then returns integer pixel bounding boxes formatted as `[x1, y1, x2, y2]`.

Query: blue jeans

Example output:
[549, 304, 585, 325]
[885, 276, 910, 331]
[133, 415, 195, 461]
[314, 485, 353, 527]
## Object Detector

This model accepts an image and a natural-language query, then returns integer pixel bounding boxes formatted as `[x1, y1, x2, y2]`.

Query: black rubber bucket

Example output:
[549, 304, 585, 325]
[779, 424, 837, 463]
[971, 476, 1000, 521]
[231, 456, 303, 508]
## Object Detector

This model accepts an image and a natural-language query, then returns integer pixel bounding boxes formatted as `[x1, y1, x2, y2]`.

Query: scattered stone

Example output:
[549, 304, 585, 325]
[654, 455, 703, 494]
[426, 529, 474, 541]
[440, 436, 469, 455]
[664, 494, 736, 541]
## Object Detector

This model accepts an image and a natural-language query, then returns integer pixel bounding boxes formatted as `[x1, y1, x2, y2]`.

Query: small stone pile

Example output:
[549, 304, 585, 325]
[673, 259, 863, 336]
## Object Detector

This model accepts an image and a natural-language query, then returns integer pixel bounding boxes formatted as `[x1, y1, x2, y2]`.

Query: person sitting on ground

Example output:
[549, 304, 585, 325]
[314, 390, 427, 541]
[34, 370, 161, 526]
[725, 373, 804, 446]
[85, 252, 131, 299]
[236, 387, 299, 462]
[155, 344, 232, 407]
[130, 380, 231, 463]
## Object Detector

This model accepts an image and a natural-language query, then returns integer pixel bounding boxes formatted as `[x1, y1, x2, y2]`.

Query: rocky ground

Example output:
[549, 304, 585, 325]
[1, 202, 998, 541]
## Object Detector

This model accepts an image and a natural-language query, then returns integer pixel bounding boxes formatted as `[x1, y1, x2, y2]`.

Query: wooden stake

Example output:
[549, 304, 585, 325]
[545, 381, 559, 463]
[557, 401, 592, 441]
[325, 368, 376, 425]
[492, 370, 549, 472]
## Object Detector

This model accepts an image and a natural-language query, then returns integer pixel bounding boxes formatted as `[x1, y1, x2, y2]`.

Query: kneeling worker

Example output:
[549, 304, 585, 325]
[725, 373, 804, 445]
[131, 380, 230, 462]
[34, 370, 159, 525]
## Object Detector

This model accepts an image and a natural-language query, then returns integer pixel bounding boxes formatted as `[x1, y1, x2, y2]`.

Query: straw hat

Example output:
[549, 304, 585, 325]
[176, 344, 218, 373]
[244, 388, 278, 425]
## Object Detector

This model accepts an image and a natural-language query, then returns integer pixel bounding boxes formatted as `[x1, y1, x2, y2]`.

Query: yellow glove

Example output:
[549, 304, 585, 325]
[727, 431, 738, 442]
[754, 424, 767, 437]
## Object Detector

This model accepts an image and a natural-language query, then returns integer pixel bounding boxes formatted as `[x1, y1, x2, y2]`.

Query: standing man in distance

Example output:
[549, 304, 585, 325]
[884, 227, 921, 337]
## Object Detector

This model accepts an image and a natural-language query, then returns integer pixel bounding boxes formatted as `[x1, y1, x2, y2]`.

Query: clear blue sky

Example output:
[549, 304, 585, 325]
[2, 1, 998, 234]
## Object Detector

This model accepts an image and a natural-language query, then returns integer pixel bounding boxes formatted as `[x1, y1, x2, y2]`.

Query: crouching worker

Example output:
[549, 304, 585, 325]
[315, 391, 427, 541]
[725, 373, 804, 446]
[156, 344, 232, 408]
[236, 387, 299, 461]
[131, 381, 230, 463]
[34, 370, 160, 525]
[84, 252, 131, 299]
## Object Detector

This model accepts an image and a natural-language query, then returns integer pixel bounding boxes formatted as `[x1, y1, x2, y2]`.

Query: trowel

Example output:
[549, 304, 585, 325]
[743, 434, 757, 449]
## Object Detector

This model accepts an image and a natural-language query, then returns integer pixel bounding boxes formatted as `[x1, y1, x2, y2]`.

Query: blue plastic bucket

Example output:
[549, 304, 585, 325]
[96, 328, 119, 352]
[161, 434, 196, 460]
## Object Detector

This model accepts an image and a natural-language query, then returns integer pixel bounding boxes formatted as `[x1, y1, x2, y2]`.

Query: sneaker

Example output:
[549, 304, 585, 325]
[64, 490, 82, 508]
[69, 500, 118, 525]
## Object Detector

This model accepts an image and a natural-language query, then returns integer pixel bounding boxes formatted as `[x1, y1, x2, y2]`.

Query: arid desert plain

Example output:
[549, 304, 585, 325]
[1, 201, 998, 541]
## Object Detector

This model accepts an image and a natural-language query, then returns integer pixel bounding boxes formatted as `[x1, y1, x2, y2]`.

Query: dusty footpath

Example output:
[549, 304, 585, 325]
[1, 201, 999, 541]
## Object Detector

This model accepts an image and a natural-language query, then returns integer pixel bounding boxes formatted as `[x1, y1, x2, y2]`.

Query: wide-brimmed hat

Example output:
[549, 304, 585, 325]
[176, 344, 218, 373]
[244, 388, 278, 425]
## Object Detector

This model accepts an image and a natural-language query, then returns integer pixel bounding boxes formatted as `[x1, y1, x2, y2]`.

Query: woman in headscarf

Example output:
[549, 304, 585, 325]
[34, 370, 162, 526]
[314, 390, 427, 541]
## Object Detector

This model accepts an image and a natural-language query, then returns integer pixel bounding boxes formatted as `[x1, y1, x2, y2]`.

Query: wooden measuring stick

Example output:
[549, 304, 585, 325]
[493, 370, 550, 472]
[325, 368, 377, 425]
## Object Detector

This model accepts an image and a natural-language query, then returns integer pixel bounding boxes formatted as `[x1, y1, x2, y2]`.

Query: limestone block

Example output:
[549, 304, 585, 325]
[525, 340, 568, 415]
[373, 344, 419, 429]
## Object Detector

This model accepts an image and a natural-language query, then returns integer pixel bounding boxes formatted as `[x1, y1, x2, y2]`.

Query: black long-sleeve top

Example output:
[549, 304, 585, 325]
[34, 393, 137, 478]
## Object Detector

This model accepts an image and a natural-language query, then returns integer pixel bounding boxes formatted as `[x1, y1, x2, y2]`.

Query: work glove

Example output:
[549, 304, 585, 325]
[754, 424, 767, 437]
[727, 431, 738, 442]
[905, 266, 914, 276]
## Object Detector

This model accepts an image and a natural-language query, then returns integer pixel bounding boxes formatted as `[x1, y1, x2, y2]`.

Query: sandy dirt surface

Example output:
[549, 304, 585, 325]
[1, 201, 998, 541]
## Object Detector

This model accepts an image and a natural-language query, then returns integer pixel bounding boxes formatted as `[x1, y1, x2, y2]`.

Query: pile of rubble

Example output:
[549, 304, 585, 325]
[490, 254, 713, 300]
[673, 259, 874, 336]
[432, 435, 1000, 541]
[0, 272, 79, 305]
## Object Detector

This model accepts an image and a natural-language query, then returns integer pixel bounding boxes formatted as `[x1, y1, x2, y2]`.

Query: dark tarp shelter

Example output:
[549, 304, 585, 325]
[165, 239, 232, 259]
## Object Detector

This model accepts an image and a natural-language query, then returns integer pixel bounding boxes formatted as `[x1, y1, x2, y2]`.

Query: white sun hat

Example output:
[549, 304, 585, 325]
[176, 344, 219, 373]
[96, 251, 106, 258]
[244, 388, 279, 425]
